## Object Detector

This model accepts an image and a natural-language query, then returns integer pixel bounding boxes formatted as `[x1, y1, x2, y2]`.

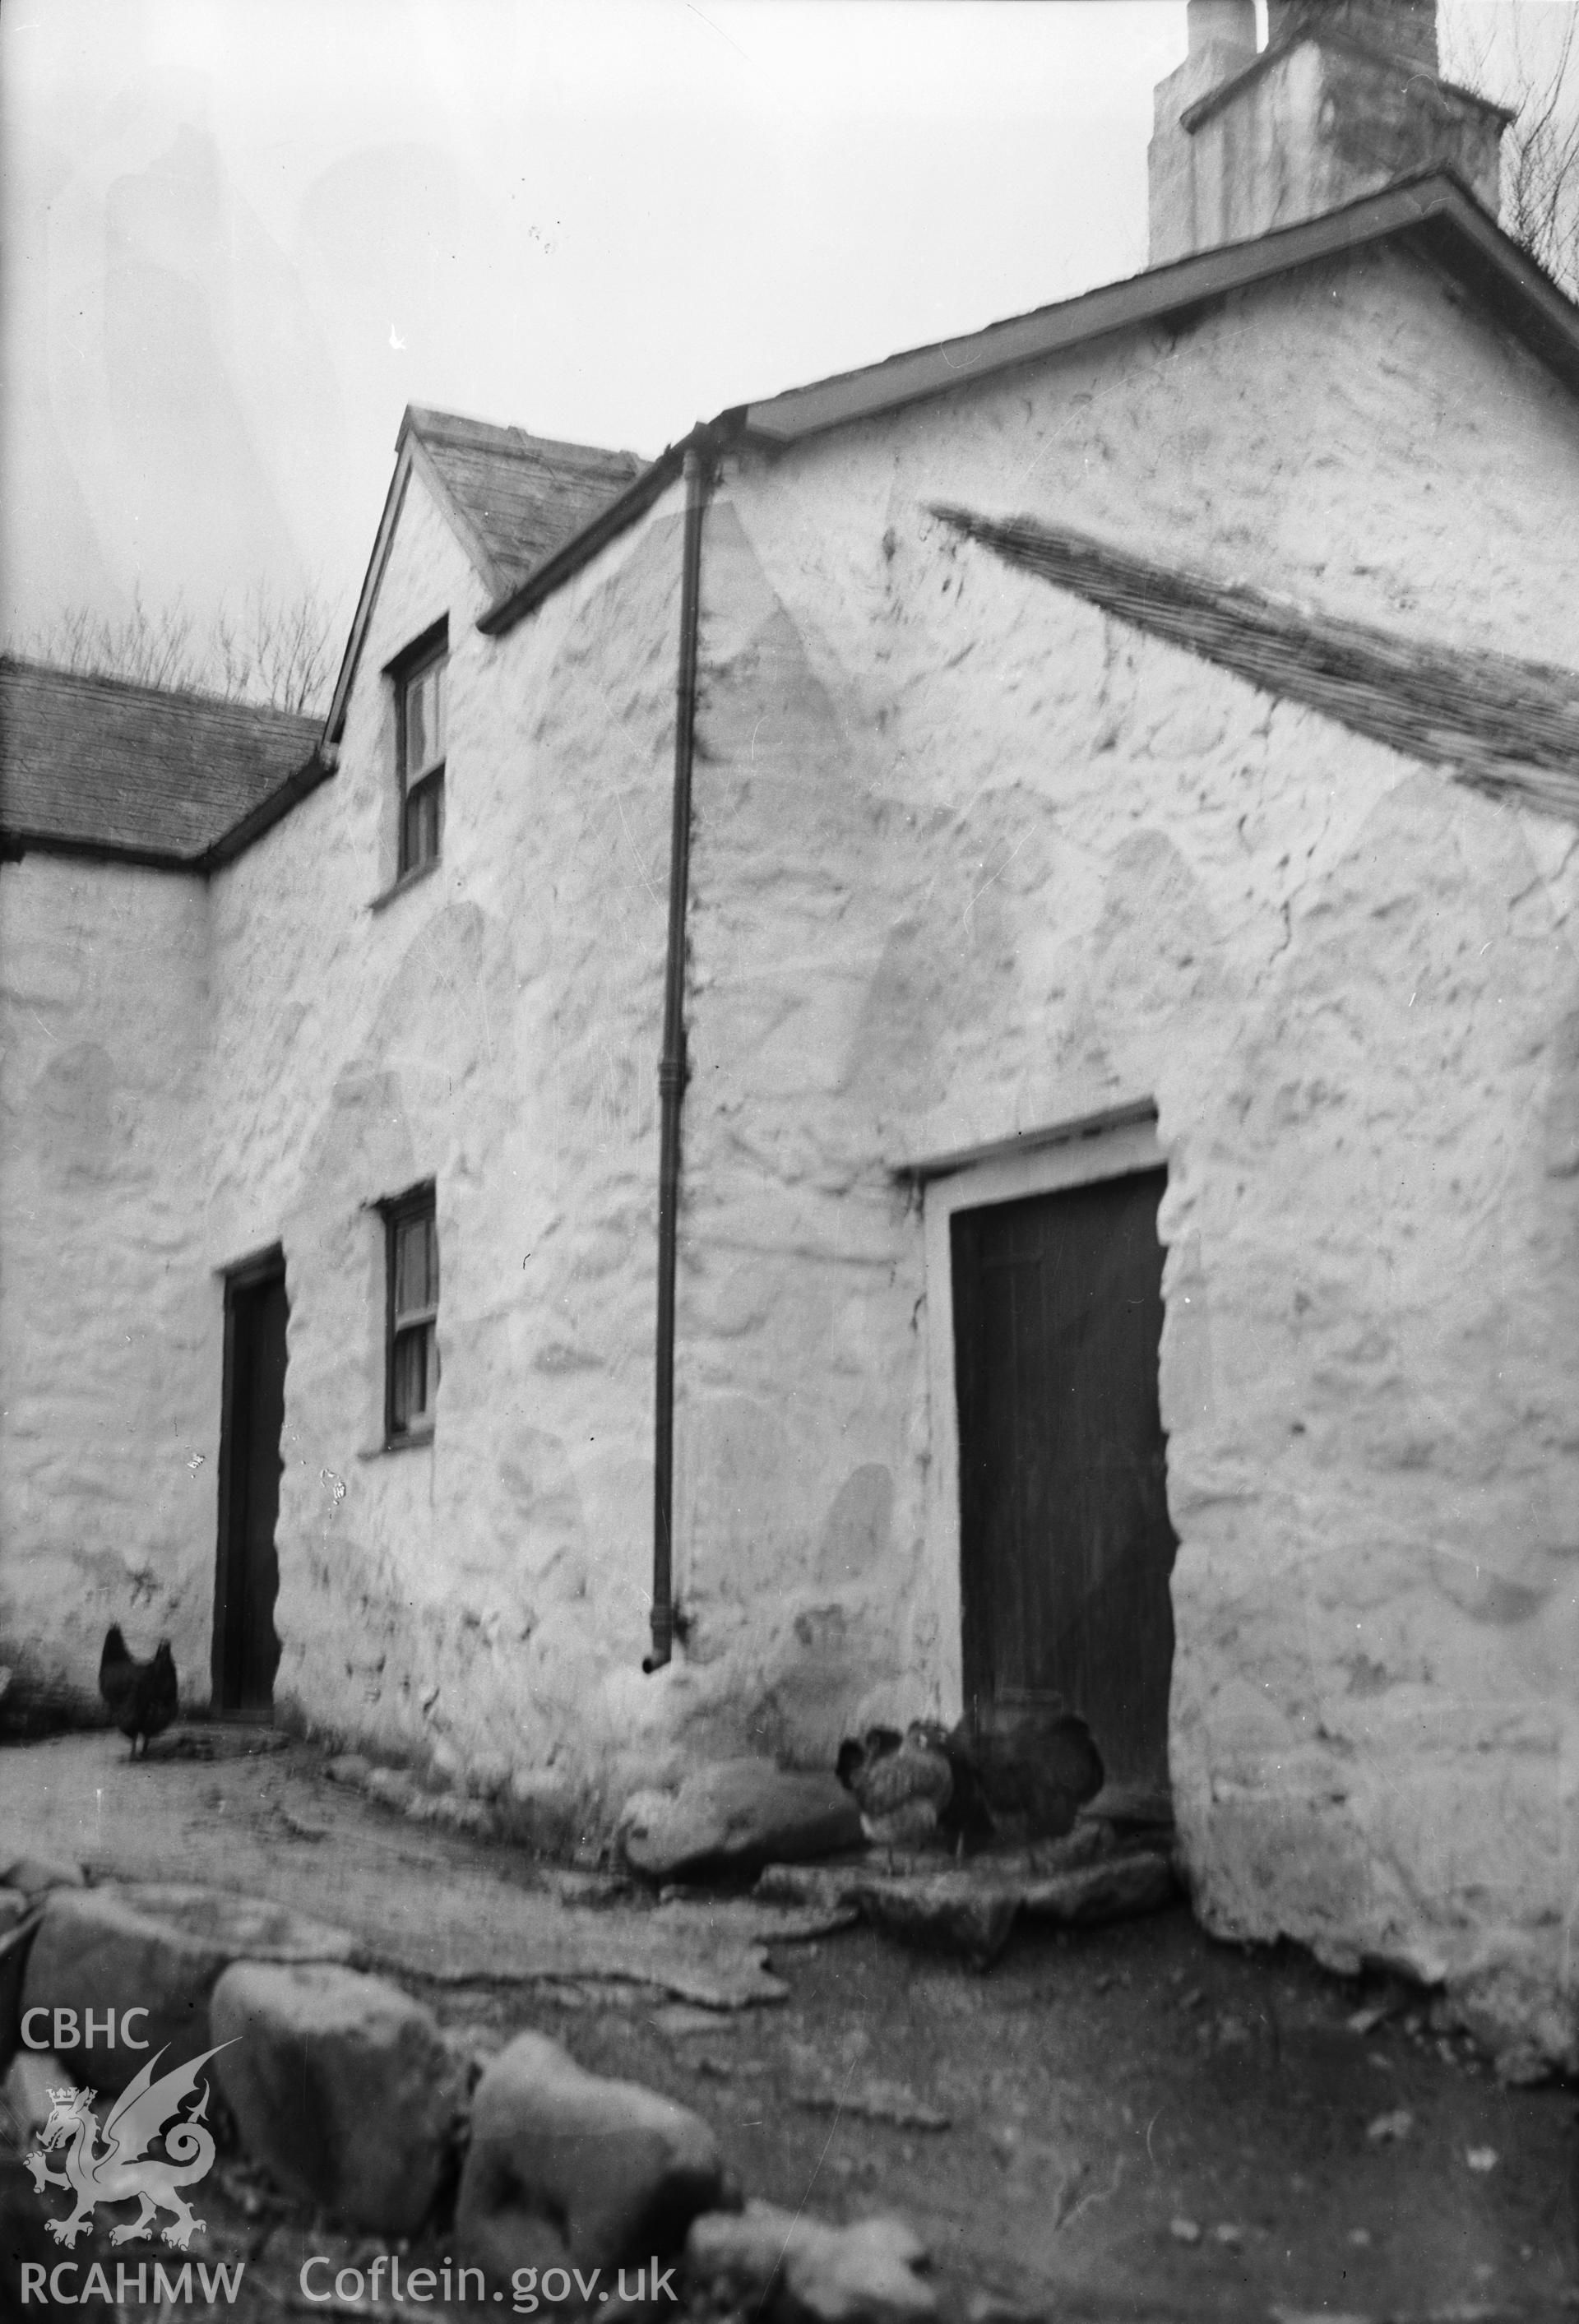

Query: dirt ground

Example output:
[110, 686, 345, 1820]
[3, 1730, 1577, 2322]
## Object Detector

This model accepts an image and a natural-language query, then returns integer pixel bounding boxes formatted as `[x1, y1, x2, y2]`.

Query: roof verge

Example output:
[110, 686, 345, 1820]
[934, 504, 1579, 824]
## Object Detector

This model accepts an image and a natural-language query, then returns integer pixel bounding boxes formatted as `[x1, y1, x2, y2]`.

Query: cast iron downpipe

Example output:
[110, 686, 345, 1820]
[646, 439, 711, 1672]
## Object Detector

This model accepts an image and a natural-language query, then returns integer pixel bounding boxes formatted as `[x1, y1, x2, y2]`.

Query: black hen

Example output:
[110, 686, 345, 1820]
[973, 1712, 1105, 1840]
[98, 1627, 178, 1758]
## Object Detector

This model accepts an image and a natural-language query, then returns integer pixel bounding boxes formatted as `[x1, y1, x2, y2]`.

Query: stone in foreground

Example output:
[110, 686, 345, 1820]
[456, 2028, 724, 2285]
[212, 1961, 463, 2233]
[0, 1903, 39, 2072]
[22, 1882, 363, 2091]
[619, 1759, 864, 1882]
[1, 1855, 85, 1900]
[1020, 1846, 1177, 1925]
[857, 1878, 1020, 1968]
[688, 2199, 935, 2324]
[755, 1841, 1178, 1964]
[2, 2050, 63, 2146]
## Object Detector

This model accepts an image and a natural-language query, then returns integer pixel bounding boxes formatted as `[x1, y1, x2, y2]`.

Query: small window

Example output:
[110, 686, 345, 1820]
[385, 1185, 439, 1440]
[397, 644, 446, 875]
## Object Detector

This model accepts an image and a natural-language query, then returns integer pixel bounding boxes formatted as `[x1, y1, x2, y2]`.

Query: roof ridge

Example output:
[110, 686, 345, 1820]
[400, 404, 646, 469]
[0, 653, 322, 729]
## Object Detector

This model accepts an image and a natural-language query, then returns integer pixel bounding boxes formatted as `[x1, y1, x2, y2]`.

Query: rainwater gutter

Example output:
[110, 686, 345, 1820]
[646, 436, 713, 1672]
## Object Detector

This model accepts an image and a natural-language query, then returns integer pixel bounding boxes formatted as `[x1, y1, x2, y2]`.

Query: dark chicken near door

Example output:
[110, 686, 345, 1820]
[98, 1626, 178, 1758]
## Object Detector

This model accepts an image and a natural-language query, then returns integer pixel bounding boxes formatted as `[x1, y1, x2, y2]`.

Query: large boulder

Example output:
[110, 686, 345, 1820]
[211, 1962, 463, 2233]
[0, 1901, 40, 2072]
[21, 1883, 363, 2091]
[1, 1855, 86, 1900]
[688, 2200, 935, 2324]
[618, 1760, 863, 1882]
[456, 2029, 725, 2289]
[2, 2050, 63, 2146]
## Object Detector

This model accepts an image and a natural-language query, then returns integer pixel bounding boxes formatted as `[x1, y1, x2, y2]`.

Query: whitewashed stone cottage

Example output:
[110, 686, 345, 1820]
[4, 0, 1578, 2068]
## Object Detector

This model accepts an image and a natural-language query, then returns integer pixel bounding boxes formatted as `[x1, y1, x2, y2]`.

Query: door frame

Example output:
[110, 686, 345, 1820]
[212, 1243, 286, 1720]
[919, 1106, 1165, 1722]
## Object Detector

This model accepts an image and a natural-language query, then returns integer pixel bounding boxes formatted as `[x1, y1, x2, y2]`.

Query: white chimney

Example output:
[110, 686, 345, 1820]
[1148, 0, 1509, 267]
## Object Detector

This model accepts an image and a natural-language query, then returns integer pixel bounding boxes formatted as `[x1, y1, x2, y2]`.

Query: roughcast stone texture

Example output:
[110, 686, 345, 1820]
[211, 1961, 463, 2233]
[22, 1883, 363, 2090]
[618, 1759, 864, 1880]
[687, 2200, 936, 2324]
[456, 2029, 725, 2286]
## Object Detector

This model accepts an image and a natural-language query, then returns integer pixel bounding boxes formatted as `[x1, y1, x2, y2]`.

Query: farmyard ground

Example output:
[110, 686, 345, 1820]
[2, 1729, 1576, 2322]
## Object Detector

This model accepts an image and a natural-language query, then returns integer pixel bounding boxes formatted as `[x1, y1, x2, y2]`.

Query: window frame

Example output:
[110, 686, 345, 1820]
[381, 1181, 439, 1446]
[391, 621, 448, 879]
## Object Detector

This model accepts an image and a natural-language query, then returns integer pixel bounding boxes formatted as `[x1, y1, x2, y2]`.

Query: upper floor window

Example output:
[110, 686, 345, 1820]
[385, 1183, 438, 1441]
[397, 634, 446, 875]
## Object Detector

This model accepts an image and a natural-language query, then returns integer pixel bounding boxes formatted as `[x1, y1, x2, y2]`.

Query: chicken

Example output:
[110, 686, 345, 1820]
[837, 1710, 1104, 1854]
[98, 1626, 178, 1758]
[973, 1712, 1104, 1840]
[836, 1720, 995, 1854]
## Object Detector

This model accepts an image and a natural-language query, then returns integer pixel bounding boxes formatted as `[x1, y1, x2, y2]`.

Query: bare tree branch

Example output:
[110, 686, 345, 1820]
[14, 582, 339, 717]
[1444, 0, 1579, 297]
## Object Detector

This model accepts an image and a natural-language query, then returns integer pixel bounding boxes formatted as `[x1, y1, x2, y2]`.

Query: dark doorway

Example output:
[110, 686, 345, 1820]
[951, 1167, 1177, 1794]
[213, 1252, 286, 1717]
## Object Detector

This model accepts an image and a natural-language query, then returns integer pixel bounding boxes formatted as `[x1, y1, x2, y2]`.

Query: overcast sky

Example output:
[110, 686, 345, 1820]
[0, 0, 1564, 655]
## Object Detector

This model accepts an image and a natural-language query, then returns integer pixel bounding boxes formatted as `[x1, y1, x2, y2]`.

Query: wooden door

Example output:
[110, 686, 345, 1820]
[951, 1168, 1176, 1792]
[213, 1257, 286, 1716]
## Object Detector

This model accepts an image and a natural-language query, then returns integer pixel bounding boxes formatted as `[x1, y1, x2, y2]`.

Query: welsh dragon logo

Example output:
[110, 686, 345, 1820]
[25, 2041, 233, 2250]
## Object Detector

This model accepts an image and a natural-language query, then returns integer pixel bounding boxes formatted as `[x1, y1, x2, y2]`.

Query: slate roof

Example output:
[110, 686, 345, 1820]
[0, 658, 326, 868]
[401, 407, 646, 598]
[326, 409, 649, 745]
[934, 506, 1579, 825]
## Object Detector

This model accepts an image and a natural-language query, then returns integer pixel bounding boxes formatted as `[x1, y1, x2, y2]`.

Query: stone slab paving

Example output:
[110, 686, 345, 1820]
[0, 1733, 850, 2009]
[756, 1837, 1178, 1965]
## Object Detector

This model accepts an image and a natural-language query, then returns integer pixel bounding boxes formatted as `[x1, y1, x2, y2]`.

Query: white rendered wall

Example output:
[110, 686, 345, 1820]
[203, 466, 687, 1801]
[669, 242, 1579, 2069]
[0, 858, 218, 1722]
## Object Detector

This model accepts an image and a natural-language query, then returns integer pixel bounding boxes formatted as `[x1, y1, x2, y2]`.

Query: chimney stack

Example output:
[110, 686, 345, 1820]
[1148, 0, 1508, 267]
[1266, 0, 1437, 76]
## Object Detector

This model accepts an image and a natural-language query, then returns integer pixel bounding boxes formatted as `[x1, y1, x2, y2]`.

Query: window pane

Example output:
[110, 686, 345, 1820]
[388, 1192, 438, 1437]
[396, 1214, 433, 1315]
[393, 1326, 427, 1428]
[401, 774, 444, 873]
[404, 662, 444, 780]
